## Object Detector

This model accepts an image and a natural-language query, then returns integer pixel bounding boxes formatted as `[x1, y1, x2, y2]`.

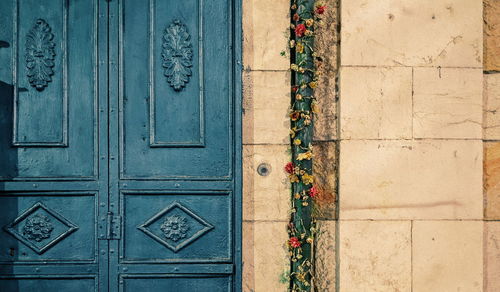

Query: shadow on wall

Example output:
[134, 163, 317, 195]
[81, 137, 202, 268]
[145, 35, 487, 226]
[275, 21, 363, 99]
[0, 39, 20, 291]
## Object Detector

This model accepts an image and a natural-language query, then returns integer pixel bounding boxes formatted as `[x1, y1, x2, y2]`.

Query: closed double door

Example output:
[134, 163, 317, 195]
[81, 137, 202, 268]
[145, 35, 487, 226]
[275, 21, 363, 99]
[0, 0, 241, 291]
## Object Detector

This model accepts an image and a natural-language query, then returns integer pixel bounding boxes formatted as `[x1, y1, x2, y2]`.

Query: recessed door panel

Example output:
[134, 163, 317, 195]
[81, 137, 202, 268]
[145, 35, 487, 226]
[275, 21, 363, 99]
[120, 0, 232, 179]
[121, 191, 231, 262]
[0, 193, 97, 263]
[0, 0, 98, 180]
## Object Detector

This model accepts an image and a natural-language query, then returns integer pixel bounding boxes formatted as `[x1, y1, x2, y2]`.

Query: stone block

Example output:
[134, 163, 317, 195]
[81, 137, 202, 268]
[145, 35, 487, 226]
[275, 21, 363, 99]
[341, 0, 482, 67]
[339, 140, 483, 219]
[413, 68, 482, 139]
[412, 221, 483, 292]
[340, 67, 412, 139]
[339, 220, 411, 292]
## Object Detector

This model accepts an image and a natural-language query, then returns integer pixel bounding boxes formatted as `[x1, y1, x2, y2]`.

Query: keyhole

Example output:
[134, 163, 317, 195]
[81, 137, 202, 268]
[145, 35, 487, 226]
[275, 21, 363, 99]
[9, 248, 15, 257]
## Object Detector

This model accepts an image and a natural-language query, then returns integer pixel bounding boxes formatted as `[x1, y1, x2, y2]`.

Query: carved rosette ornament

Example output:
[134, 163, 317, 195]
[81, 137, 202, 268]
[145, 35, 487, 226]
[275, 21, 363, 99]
[161, 20, 193, 91]
[22, 214, 54, 242]
[160, 215, 190, 242]
[25, 19, 56, 91]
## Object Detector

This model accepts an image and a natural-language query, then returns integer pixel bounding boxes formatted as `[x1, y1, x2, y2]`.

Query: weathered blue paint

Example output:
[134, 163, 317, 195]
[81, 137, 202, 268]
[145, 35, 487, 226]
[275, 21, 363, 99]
[0, 0, 242, 291]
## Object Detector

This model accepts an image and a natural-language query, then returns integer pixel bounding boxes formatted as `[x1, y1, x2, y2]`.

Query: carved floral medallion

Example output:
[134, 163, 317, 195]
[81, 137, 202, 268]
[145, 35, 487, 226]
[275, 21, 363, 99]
[22, 214, 54, 242]
[25, 19, 56, 91]
[161, 20, 193, 91]
[160, 215, 190, 242]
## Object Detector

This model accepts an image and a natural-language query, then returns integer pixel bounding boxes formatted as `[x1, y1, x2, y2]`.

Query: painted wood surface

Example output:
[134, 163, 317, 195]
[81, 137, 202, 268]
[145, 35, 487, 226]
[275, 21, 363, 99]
[0, 0, 241, 291]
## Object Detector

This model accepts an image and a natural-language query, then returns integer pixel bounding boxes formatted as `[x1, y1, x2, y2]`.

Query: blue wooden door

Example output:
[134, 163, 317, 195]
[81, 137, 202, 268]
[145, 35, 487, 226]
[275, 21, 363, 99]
[0, 0, 241, 291]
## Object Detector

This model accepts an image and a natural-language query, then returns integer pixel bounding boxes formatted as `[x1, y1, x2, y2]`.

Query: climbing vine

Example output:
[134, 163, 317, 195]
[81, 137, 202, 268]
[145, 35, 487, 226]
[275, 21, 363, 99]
[286, 1, 326, 291]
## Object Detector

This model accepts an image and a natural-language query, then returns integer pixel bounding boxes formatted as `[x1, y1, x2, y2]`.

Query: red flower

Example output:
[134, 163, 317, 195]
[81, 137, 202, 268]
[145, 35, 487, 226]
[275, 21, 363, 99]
[292, 86, 299, 93]
[284, 162, 294, 174]
[289, 111, 300, 121]
[315, 5, 326, 15]
[293, 13, 300, 22]
[294, 24, 306, 37]
[309, 186, 320, 198]
[289, 237, 301, 248]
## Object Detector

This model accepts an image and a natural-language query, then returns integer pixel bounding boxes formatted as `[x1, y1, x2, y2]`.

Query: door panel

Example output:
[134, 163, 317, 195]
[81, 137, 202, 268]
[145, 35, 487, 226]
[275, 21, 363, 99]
[120, 0, 232, 179]
[0, 193, 96, 263]
[121, 191, 231, 262]
[0, 0, 98, 180]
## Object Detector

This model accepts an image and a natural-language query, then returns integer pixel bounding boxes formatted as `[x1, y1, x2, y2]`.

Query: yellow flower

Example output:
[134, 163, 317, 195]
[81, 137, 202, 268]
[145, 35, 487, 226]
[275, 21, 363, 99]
[296, 42, 304, 53]
[305, 30, 313, 36]
[302, 201, 309, 206]
[297, 151, 313, 161]
[309, 81, 317, 88]
[305, 19, 314, 27]
[311, 102, 319, 113]
[294, 193, 301, 199]
[296, 93, 303, 100]
[293, 139, 301, 146]
[296, 273, 306, 283]
[289, 174, 299, 183]
[302, 173, 314, 185]
[306, 237, 314, 244]
[289, 40, 295, 48]
[290, 64, 299, 71]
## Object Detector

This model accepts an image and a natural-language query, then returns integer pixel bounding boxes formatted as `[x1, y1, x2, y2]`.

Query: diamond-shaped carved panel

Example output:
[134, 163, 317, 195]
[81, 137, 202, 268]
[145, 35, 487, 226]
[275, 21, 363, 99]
[3, 202, 78, 254]
[137, 202, 214, 253]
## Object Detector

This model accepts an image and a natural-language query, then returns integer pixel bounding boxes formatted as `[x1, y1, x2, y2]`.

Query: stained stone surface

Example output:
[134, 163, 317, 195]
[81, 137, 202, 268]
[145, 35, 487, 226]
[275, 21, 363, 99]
[314, 220, 336, 292]
[312, 141, 337, 220]
[485, 222, 500, 292]
[484, 74, 500, 140]
[484, 142, 500, 220]
[313, 0, 339, 141]
[484, 0, 500, 71]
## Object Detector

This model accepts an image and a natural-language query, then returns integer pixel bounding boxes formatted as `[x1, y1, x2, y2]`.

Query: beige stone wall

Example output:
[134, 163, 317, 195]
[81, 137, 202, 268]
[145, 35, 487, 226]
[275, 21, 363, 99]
[242, 0, 499, 291]
[242, 1, 291, 291]
[339, 0, 486, 292]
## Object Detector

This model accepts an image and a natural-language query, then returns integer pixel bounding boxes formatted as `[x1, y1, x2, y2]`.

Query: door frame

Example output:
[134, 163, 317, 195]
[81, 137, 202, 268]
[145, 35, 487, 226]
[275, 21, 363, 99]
[233, 1, 243, 290]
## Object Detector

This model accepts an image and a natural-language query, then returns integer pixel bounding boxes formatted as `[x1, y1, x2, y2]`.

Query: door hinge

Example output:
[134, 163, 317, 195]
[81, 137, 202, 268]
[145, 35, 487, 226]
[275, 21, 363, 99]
[99, 212, 121, 240]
